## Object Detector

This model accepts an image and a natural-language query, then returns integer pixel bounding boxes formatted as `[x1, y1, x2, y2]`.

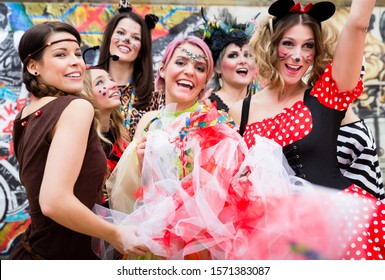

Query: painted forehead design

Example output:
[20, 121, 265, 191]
[178, 47, 208, 63]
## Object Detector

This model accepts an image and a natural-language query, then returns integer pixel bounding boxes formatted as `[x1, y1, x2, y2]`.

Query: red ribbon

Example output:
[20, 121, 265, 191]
[289, 2, 313, 13]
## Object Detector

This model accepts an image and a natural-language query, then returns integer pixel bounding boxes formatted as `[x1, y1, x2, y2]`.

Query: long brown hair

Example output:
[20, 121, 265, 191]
[99, 12, 154, 110]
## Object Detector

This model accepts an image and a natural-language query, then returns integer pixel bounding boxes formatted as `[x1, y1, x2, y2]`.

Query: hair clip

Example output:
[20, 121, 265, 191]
[269, 1, 335, 26]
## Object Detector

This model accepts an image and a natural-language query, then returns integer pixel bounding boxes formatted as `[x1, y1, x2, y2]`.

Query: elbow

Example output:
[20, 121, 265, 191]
[39, 195, 61, 219]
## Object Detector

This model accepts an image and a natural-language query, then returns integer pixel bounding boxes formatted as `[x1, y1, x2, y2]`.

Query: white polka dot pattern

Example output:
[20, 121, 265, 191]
[243, 63, 363, 149]
[310, 63, 363, 111]
[243, 101, 313, 148]
[339, 186, 385, 260]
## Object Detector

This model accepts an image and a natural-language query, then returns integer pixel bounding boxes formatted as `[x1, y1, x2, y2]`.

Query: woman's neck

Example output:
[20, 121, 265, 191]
[98, 110, 113, 132]
[270, 81, 307, 102]
[217, 82, 248, 104]
[109, 60, 134, 86]
[164, 100, 199, 115]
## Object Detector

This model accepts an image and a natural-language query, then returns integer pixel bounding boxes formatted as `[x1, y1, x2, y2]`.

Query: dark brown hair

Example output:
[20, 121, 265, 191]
[98, 12, 154, 110]
[18, 21, 82, 98]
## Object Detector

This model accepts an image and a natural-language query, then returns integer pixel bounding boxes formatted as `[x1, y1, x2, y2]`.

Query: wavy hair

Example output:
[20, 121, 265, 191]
[251, 13, 335, 93]
[81, 70, 130, 151]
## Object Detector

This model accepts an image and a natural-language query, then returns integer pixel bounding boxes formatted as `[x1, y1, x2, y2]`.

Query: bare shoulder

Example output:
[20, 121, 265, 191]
[228, 99, 243, 125]
[59, 98, 94, 127]
[140, 110, 160, 126]
[65, 98, 93, 113]
[134, 110, 160, 140]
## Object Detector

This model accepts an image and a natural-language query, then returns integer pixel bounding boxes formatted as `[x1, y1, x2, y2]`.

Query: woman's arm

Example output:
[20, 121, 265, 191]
[39, 98, 146, 256]
[332, 0, 375, 91]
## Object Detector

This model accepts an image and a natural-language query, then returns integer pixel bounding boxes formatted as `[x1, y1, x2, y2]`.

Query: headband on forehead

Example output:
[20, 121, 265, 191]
[269, 0, 335, 26]
[23, 38, 80, 65]
[195, 7, 259, 64]
[82, 45, 119, 70]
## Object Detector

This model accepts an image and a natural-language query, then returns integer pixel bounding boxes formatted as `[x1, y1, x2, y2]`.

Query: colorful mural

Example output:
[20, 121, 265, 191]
[0, 2, 385, 259]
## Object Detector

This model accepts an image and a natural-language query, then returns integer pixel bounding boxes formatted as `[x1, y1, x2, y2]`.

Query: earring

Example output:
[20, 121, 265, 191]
[34, 72, 38, 76]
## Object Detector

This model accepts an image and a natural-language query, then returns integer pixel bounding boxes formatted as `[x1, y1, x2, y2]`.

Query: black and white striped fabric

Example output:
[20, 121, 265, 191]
[337, 120, 385, 202]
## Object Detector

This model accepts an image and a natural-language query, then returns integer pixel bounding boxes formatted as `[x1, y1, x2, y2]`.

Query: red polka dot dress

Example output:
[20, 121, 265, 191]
[243, 63, 385, 259]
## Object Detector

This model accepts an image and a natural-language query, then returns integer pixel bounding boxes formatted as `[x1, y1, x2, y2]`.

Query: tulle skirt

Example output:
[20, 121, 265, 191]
[94, 107, 385, 260]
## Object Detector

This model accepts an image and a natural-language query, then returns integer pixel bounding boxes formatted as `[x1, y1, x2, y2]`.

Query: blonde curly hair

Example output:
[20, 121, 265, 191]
[251, 13, 336, 93]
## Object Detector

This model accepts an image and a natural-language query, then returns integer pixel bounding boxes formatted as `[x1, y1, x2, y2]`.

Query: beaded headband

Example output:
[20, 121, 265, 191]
[23, 38, 80, 65]
[269, 0, 335, 26]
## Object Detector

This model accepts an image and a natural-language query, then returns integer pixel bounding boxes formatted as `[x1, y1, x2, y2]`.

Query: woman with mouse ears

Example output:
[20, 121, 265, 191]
[9, 21, 148, 259]
[229, 0, 384, 259]
[93, 36, 383, 260]
[98, 1, 163, 141]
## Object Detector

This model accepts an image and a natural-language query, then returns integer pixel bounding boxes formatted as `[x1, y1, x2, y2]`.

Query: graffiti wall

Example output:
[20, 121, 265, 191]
[1, 2, 385, 258]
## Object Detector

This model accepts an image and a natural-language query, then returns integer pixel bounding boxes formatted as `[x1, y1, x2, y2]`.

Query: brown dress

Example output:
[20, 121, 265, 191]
[9, 95, 107, 260]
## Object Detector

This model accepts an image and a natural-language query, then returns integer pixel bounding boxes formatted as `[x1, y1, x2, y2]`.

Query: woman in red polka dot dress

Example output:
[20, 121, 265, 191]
[230, 0, 384, 259]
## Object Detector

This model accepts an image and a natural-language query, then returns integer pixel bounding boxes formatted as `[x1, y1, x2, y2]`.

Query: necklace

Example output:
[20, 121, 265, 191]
[120, 78, 135, 133]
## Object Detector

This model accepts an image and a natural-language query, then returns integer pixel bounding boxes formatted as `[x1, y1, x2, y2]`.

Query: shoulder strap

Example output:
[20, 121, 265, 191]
[239, 94, 252, 136]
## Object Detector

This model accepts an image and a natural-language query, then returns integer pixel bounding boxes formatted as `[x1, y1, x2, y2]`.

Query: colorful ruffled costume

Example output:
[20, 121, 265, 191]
[94, 102, 384, 260]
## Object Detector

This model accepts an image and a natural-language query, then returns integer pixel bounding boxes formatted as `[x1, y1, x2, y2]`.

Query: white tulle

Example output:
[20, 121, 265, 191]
[93, 104, 377, 260]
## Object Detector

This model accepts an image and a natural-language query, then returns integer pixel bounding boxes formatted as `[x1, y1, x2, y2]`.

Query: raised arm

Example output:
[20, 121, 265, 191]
[332, 0, 376, 91]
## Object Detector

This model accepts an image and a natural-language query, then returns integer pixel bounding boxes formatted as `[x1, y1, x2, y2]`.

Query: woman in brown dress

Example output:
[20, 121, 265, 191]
[9, 21, 147, 259]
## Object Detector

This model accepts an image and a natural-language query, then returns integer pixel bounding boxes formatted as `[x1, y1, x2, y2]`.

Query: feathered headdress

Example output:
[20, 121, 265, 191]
[194, 7, 259, 64]
[269, 0, 335, 26]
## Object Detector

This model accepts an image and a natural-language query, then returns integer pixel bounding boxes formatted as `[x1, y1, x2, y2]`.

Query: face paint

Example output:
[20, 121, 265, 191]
[278, 51, 290, 61]
[278, 49, 312, 64]
[179, 47, 208, 63]
[113, 34, 139, 50]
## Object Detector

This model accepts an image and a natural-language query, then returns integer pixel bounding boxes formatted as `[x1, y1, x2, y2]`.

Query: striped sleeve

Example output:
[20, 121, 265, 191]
[337, 120, 385, 203]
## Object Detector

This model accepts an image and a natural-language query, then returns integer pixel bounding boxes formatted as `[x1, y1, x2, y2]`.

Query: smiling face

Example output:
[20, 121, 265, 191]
[217, 43, 256, 88]
[161, 43, 209, 110]
[89, 68, 121, 111]
[30, 32, 85, 94]
[109, 17, 142, 63]
[277, 24, 315, 85]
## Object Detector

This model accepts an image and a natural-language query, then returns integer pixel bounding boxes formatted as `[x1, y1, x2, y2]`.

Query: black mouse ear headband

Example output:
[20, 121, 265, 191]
[268, 0, 336, 26]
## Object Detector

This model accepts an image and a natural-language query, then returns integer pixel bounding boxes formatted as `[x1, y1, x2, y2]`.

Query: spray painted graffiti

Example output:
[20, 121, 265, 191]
[0, 2, 385, 258]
